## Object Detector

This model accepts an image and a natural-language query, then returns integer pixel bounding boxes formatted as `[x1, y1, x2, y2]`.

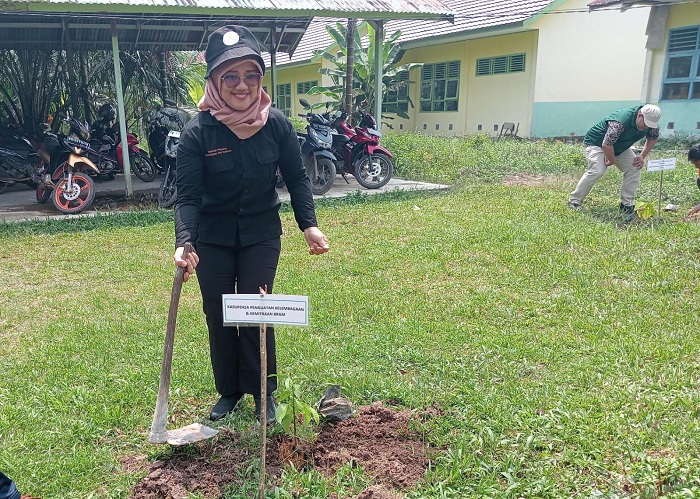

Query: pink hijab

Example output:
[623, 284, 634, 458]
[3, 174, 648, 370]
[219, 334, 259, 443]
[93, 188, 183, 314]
[198, 58, 271, 139]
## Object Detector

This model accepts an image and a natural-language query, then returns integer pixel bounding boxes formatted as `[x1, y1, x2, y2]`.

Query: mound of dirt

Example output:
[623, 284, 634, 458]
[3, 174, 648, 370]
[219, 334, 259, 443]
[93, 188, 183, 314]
[127, 401, 431, 498]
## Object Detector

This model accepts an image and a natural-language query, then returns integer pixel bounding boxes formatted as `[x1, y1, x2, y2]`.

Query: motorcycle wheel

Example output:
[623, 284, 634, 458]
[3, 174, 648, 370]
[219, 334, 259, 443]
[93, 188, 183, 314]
[158, 165, 177, 209]
[51, 171, 96, 215]
[0, 183, 7, 195]
[304, 156, 335, 196]
[353, 152, 393, 189]
[36, 184, 51, 204]
[131, 152, 157, 182]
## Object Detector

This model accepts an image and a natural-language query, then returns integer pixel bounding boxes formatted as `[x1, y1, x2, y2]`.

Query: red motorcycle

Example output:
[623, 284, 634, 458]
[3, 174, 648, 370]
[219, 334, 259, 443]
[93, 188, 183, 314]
[89, 103, 157, 182]
[302, 99, 393, 189]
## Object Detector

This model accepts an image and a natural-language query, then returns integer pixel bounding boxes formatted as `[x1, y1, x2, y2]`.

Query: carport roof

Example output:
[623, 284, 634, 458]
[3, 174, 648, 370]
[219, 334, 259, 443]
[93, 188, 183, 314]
[0, 0, 455, 53]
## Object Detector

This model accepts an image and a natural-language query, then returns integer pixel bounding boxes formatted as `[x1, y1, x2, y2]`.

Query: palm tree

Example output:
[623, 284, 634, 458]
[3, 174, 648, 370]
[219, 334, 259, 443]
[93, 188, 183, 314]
[308, 22, 423, 123]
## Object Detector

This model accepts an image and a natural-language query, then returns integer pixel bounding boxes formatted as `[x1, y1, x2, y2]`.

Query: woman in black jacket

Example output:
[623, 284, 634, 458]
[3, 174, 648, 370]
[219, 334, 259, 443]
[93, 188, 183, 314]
[173, 25, 330, 422]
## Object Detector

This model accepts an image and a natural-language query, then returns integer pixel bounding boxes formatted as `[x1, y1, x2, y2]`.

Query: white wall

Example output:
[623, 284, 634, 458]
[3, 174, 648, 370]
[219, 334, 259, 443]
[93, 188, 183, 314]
[532, 0, 650, 102]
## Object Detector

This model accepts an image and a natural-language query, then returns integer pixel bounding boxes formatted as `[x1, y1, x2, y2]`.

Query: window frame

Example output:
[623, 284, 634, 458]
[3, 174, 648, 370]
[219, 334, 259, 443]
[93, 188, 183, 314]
[296, 80, 318, 95]
[420, 61, 461, 113]
[661, 25, 700, 101]
[383, 70, 410, 113]
[475, 53, 526, 76]
[276, 83, 292, 116]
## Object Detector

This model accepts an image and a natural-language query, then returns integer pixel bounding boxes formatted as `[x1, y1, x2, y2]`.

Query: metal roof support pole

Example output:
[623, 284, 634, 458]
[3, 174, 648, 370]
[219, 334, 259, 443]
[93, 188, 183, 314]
[345, 18, 356, 119]
[371, 20, 384, 131]
[269, 25, 277, 107]
[159, 52, 168, 101]
[62, 19, 80, 119]
[111, 20, 133, 197]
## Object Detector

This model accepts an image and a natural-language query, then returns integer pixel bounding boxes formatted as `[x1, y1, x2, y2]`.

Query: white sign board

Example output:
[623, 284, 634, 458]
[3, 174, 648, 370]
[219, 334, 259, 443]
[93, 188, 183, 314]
[647, 158, 677, 172]
[222, 294, 308, 326]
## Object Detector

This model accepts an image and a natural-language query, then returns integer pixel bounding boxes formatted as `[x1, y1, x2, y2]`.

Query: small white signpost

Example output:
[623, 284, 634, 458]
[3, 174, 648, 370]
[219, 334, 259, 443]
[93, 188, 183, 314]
[647, 158, 677, 215]
[222, 290, 308, 499]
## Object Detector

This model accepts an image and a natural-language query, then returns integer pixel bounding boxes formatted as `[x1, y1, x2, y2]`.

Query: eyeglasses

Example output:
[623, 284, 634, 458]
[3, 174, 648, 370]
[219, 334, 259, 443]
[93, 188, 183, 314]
[220, 73, 262, 88]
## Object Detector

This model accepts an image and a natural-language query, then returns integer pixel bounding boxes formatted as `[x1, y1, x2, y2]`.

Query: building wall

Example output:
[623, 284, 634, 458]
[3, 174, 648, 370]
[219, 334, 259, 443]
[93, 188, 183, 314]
[266, 63, 324, 116]
[530, 0, 650, 137]
[647, 3, 700, 137]
[395, 31, 538, 137]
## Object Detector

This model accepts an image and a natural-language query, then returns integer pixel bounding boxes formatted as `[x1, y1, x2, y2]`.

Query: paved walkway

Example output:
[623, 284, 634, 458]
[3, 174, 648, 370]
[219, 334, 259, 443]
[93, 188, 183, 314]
[0, 174, 449, 223]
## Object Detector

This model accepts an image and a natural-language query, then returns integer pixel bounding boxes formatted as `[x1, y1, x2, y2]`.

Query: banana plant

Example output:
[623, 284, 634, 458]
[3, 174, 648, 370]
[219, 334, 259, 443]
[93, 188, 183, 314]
[308, 21, 423, 123]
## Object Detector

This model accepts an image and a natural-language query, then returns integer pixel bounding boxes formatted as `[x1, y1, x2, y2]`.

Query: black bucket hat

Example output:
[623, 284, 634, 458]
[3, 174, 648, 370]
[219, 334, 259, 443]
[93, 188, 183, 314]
[204, 25, 266, 78]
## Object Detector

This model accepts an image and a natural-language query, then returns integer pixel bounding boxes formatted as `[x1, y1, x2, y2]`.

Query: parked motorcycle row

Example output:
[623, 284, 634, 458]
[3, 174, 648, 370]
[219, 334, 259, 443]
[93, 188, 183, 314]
[288, 98, 394, 196]
[0, 100, 187, 214]
[1, 98, 393, 214]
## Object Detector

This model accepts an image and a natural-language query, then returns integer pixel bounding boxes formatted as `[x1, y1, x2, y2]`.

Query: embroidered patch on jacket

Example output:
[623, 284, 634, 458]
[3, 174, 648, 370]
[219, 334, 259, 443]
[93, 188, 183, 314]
[205, 148, 232, 157]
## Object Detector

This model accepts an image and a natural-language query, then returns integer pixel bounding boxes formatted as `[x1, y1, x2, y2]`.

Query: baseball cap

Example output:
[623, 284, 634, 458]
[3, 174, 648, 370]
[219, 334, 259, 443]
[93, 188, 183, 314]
[204, 25, 266, 78]
[640, 104, 661, 128]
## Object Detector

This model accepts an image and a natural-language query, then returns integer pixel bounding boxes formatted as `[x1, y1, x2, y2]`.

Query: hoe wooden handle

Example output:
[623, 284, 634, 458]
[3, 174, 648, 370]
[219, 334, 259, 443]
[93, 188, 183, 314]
[148, 242, 194, 444]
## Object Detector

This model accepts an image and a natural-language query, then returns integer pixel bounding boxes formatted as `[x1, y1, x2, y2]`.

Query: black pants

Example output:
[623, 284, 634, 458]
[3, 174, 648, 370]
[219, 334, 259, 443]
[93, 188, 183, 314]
[196, 238, 281, 397]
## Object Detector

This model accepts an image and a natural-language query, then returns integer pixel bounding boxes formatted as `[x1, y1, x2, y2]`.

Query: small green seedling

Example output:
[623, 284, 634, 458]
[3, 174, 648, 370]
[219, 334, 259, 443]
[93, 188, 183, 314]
[274, 376, 320, 441]
[635, 201, 655, 220]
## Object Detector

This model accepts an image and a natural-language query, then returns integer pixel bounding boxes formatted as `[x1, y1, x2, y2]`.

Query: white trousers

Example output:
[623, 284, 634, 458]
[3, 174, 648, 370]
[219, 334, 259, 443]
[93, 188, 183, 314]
[569, 145, 640, 207]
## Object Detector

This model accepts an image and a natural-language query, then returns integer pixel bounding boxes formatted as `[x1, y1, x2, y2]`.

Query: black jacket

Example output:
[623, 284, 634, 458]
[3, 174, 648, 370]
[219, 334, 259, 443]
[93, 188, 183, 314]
[174, 108, 318, 248]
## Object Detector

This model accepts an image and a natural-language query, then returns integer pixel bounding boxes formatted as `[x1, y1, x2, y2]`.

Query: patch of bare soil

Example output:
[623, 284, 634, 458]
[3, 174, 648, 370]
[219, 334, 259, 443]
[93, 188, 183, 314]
[501, 173, 569, 187]
[127, 402, 431, 498]
[92, 192, 159, 212]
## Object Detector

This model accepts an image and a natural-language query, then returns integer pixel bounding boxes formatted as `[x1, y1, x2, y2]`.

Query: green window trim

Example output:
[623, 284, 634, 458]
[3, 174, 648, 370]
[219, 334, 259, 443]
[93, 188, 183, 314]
[476, 53, 526, 76]
[276, 83, 292, 117]
[296, 80, 318, 95]
[661, 25, 700, 101]
[383, 70, 409, 113]
[420, 61, 460, 113]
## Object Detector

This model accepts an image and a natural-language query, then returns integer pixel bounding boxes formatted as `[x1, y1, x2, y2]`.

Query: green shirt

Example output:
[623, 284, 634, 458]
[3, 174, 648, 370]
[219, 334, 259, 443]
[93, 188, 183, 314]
[584, 106, 650, 156]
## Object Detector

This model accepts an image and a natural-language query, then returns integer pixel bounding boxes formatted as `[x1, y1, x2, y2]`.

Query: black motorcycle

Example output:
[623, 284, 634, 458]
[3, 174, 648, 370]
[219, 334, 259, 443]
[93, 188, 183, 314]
[0, 124, 42, 194]
[157, 128, 180, 209]
[297, 104, 336, 195]
[146, 99, 189, 208]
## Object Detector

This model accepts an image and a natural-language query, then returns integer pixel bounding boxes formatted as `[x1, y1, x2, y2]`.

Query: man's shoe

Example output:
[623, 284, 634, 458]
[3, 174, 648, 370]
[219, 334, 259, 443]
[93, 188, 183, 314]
[209, 394, 242, 421]
[618, 203, 635, 214]
[254, 395, 277, 425]
[568, 202, 581, 210]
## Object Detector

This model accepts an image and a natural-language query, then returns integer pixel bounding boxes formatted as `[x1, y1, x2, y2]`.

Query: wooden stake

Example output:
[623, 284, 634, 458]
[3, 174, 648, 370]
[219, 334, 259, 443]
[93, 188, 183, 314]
[258, 286, 268, 499]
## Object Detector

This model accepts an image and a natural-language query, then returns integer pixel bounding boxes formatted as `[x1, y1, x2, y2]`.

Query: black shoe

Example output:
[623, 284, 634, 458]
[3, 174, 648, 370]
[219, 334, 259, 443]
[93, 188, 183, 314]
[254, 395, 277, 425]
[619, 203, 635, 214]
[209, 394, 242, 421]
[568, 202, 581, 210]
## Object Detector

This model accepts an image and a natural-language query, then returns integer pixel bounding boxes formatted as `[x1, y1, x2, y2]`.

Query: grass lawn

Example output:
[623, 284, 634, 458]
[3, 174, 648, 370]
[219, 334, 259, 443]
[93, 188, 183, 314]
[2, 135, 700, 497]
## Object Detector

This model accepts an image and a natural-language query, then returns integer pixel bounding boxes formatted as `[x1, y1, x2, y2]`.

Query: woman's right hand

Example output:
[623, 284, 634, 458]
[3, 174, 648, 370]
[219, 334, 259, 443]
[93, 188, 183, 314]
[174, 245, 199, 282]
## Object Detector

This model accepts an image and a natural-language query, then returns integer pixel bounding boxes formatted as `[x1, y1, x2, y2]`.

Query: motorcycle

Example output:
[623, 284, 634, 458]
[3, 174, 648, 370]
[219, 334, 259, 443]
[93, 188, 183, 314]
[148, 98, 186, 175]
[149, 99, 187, 209]
[0, 123, 43, 195]
[35, 117, 101, 215]
[88, 103, 157, 182]
[297, 103, 337, 195]
[157, 129, 180, 209]
[304, 99, 394, 189]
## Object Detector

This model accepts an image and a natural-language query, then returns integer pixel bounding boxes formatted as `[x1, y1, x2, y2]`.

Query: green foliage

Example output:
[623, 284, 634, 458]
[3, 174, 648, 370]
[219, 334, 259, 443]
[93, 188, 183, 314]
[4, 137, 700, 497]
[288, 115, 306, 134]
[308, 22, 423, 122]
[381, 132, 586, 184]
[635, 200, 655, 220]
[273, 376, 320, 440]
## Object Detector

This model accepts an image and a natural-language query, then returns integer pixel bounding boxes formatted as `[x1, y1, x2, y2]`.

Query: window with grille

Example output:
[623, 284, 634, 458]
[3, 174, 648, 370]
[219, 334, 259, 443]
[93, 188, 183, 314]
[276, 83, 292, 116]
[661, 26, 700, 100]
[383, 71, 410, 113]
[296, 80, 318, 95]
[420, 61, 460, 112]
[476, 53, 526, 76]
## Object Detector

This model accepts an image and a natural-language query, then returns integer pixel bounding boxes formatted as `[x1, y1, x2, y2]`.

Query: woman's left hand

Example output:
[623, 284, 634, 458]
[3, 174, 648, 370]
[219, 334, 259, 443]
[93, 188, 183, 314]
[303, 227, 330, 255]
